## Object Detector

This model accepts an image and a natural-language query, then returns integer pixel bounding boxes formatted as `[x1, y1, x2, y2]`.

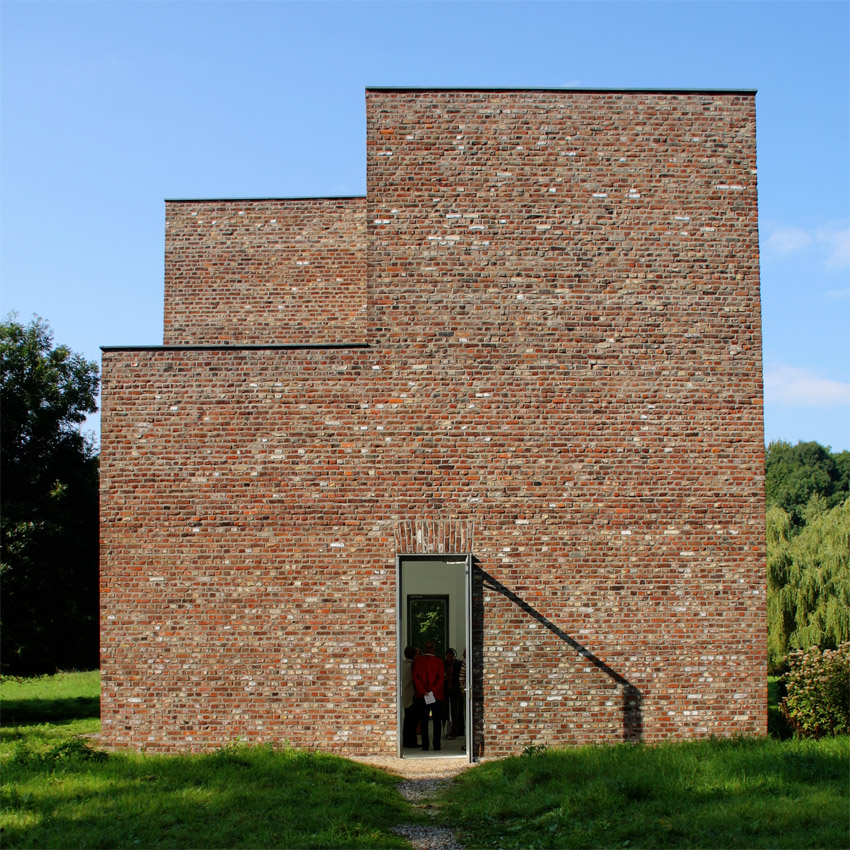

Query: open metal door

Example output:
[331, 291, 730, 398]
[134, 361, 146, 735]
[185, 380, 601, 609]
[395, 554, 403, 758]
[464, 552, 473, 762]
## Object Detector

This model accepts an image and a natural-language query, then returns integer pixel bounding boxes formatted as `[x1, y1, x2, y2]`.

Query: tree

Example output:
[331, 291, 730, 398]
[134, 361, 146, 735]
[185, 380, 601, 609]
[834, 450, 850, 499]
[765, 440, 848, 528]
[766, 503, 795, 672]
[1, 315, 100, 674]
[767, 498, 850, 673]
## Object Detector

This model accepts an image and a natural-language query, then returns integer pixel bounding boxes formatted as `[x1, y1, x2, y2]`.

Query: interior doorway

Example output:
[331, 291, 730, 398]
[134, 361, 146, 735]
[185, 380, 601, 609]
[397, 555, 471, 761]
[407, 595, 449, 658]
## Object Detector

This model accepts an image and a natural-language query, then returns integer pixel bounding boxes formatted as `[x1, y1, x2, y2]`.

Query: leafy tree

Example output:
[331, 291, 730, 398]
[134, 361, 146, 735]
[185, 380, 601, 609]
[765, 440, 848, 528]
[834, 450, 850, 499]
[767, 498, 850, 673]
[766, 503, 795, 672]
[1, 315, 100, 674]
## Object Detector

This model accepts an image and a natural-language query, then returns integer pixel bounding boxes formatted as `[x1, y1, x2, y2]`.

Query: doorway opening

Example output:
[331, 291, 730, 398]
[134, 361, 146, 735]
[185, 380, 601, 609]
[397, 555, 471, 761]
[407, 595, 449, 658]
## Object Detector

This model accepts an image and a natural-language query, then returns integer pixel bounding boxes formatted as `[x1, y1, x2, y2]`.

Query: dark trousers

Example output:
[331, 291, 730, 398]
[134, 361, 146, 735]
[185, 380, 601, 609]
[419, 698, 442, 750]
[403, 702, 419, 748]
[450, 691, 464, 736]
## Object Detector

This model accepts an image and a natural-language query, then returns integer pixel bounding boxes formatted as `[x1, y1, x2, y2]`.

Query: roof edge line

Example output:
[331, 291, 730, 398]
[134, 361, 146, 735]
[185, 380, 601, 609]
[101, 343, 372, 353]
[365, 86, 757, 95]
[164, 195, 366, 203]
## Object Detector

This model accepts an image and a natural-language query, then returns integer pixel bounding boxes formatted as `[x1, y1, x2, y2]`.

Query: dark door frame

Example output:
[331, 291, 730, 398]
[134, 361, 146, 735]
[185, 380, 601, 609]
[396, 553, 472, 761]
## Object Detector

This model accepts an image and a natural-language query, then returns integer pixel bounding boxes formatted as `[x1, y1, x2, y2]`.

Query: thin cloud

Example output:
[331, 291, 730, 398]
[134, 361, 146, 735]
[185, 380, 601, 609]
[824, 284, 850, 301]
[764, 365, 850, 407]
[763, 222, 850, 270]
[818, 224, 850, 269]
[765, 227, 812, 254]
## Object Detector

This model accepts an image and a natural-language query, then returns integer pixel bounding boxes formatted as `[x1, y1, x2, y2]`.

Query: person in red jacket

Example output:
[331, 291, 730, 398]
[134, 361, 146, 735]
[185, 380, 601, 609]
[413, 640, 445, 751]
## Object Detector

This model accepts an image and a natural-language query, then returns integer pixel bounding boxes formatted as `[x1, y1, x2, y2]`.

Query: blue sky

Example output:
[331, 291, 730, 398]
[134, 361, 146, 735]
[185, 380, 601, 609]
[2, 0, 848, 451]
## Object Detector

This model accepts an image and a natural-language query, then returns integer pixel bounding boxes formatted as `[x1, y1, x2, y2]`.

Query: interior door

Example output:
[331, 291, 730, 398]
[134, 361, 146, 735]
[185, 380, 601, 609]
[407, 594, 449, 658]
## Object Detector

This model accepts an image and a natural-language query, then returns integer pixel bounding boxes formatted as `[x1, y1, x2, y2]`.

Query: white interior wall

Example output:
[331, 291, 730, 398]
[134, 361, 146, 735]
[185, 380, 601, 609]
[400, 558, 466, 655]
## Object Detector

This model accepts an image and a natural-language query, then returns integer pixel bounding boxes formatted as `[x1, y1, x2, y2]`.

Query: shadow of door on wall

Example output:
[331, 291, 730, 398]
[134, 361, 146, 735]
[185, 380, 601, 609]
[470, 561, 643, 753]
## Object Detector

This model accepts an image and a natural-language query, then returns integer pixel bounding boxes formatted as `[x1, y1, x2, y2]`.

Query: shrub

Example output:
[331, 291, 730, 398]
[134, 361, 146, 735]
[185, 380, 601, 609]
[782, 642, 850, 737]
[11, 736, 106, 766]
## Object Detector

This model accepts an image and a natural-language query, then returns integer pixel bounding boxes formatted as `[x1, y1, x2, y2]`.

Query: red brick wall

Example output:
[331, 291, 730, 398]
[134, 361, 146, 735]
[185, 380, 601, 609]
[100, 89, 765, 756]
[164, 197, 366, 345]
[100, 348, 394, 752]
[364, 90, 765, 753]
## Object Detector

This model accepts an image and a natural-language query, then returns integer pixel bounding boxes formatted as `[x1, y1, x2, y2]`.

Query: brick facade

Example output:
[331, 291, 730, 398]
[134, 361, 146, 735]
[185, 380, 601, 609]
[164, 197, 366, 345]
[100, 89, 765, 756]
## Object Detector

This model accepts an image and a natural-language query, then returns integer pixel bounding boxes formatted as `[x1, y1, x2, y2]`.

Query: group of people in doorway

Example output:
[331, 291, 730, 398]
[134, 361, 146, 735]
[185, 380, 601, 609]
[401, 642, 466, 751]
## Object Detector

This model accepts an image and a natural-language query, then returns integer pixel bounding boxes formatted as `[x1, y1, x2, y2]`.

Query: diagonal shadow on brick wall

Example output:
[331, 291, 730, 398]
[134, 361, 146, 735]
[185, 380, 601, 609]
[472, 561, 643, 752]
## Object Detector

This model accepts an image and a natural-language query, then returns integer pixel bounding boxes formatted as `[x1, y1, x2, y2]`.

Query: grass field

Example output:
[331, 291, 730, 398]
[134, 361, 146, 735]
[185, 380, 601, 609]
[2, 672, 848, 849]
[439, 736, 850, 849]
[0, 672, 413, 849]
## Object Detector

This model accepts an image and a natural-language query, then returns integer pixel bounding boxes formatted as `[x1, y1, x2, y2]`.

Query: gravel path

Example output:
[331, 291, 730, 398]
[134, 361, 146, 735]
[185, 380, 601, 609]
[350, 756, 469, 850]
[391, 823, 465, 850]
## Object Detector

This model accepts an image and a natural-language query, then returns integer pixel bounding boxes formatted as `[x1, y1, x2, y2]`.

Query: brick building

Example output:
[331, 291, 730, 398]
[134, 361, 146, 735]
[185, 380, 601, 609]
[100, 88, 766, 758]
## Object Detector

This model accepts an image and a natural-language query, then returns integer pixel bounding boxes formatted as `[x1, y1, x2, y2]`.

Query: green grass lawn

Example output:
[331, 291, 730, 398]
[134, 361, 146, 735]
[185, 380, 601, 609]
[3, 672, 848, 849]
[439, 736, 850, 849]
[1, 670, 100, 726]
[437, 672, 848, 849]
[0, 672, 413, 849]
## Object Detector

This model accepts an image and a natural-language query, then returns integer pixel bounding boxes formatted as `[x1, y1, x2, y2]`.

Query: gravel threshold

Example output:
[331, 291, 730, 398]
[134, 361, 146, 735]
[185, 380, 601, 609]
[350, 756, 470, 850]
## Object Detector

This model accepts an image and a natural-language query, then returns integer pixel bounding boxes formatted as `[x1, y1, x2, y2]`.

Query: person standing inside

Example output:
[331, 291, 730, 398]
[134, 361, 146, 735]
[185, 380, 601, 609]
[444, 648, 463, 739]
[413, 640, 444, 751]
[401, 646, 418, 748]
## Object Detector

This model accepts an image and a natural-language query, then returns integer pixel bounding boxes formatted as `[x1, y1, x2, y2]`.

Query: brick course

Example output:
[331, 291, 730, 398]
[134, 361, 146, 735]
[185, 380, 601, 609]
[100, 89, 765, 756]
